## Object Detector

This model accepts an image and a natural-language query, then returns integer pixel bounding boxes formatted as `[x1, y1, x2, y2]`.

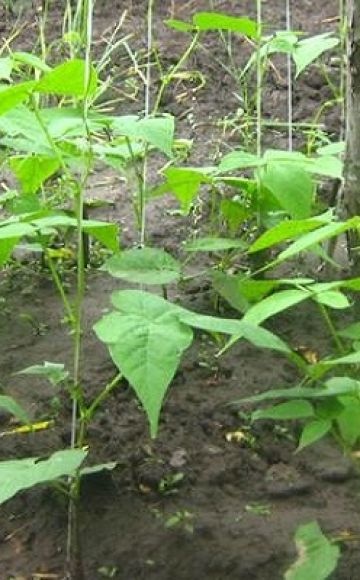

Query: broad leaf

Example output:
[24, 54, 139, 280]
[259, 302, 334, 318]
[111, 115, 174, 157]
[242, 289, 310, 325]
[184, 237, 247, 252]
[297, 419, 332, 451]
[193, 12, 258, 38]
[293, 33, 340, 77]
[261, 163, 314, 219]
[94, 291, 193, 437]
[252, 400, 314, 421]
[17, 361, 68, 386]
[218, 150, 262, 172]
[102, 247, 181, 285]
[285, 521, 340, 580]
[0, 449, 87, 505]
[249, 218, 324, 253]
[9, 156, 60, 194]
[0, 82, 35, 116]
[36, 60, 97, 97]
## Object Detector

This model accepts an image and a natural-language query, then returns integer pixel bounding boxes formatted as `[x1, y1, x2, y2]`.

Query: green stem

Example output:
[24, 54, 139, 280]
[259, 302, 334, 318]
[153, 30, 201, 114]
[84, 372, 123, 426]
[45, 250, 75, 325]
[318, 302, 345, 354]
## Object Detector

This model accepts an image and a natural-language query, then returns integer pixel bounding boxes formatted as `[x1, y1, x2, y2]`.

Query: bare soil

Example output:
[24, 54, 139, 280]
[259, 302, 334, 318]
[1, 1, 360, 579]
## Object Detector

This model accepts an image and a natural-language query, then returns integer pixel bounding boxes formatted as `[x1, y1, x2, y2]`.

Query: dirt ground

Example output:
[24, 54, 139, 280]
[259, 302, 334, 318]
[1, 1, 360, 579]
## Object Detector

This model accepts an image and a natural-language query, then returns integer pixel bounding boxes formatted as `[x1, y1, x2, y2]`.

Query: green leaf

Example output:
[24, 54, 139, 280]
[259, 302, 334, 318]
[111, 115, 174, 157]
[0, 57, 13, 80]
[12, 52, 52, 73]
[94, 292, 193, 437]
[336, 396, 360, 447]
[248, 218, 324, 253]
[242, 289, 310, 325]
[313, 290, 350, 309]
[158, 167, 211, 214]
[297, 419, 331, 451]
[16, 361, 69, 386]
[325, 351, 360, 366]
[317, 142, 345, 156]
[102, 247, 181, 285]
[164, 19, 195, 33]
[9, 156, 60, 194]
[212, 271, 276, 313]
[276, 218, 360, 263]
[338, 322, 360, 340]
[261, 164, 314, 219]
[36, 59, 97, 98]
[184, 237, 247, 252]
[285, 521, 340, 580]
[0, 81, 35, 116]
[0, 222, 35, 239]
[252, 400, 314, 421]
[0, 449, 87, 505]
[218, 150, 262, 172]
[82, 220, 119, 253]
[235, 380, 360, 406]
[192, 12, 258, 38]
[0, 237, 19, 266]
[293, 33, 339, 77]
[0, 395, 29, 425]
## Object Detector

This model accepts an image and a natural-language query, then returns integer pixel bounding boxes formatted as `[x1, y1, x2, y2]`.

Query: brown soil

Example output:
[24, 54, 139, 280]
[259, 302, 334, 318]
[1, 1, 359, 580]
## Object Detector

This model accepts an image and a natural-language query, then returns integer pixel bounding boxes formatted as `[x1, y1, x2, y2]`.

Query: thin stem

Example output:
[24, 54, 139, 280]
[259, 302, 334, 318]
[153, 30, 201, 115]
[45, 251, 75, 325]
[318, 303, 345, 354]
[85, 373, 123, 424]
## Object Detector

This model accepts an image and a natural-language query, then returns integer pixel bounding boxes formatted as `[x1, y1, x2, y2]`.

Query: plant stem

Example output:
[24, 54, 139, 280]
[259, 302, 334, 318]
[318, 302, 345, 354]
[84, 373, 123, 425]
[45, 251, 75, 325]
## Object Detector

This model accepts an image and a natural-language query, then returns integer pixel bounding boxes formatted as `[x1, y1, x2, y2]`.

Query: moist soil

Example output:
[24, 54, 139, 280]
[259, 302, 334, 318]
[1, 1, 360, 579]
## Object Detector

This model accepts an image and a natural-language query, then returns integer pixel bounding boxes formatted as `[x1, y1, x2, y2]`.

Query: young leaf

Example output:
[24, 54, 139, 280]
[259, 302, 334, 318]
[183, 237, 247, 252]
[102, 247, 181, 285]
[9, 156, 60, 194]
[111, 115, 174, 157]
[158, 167, 212, 214]
[336, 397, 360, 447]
[164, 19, 195, 33]
[16, 361, 68, 386]
[242, 289, 310, 325]
[212, 272, 276, 313]
[285, 521, 340, 580]
[261, 164, 314, 219]
[36, 60, 97, 98]
[338, 322, 360, 340]
[0, 395, 29, 425]
[252, 400, 314, 421]
[248, 218, 324, 253]
[0, 449, 87, 505]
[297, 419, 331, 451]
[94, 292, 193, 437]
[293, 33, 340, 77]
[218, 150, 262, 173]
[192, 12, 258, 38]
[312, 290, 350, 310]
[0, 57, 13, 80]
[0, 81, 35, 116]
[276, 218, 360, 263]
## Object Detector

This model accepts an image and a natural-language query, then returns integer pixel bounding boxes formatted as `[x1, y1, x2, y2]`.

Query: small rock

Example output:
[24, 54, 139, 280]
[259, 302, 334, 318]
[265, 463, 312, 498]
[169, 448, 187, 468]
[312, 458, 355, 483]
